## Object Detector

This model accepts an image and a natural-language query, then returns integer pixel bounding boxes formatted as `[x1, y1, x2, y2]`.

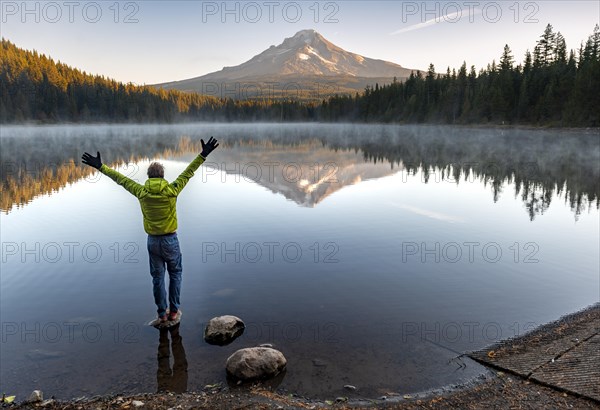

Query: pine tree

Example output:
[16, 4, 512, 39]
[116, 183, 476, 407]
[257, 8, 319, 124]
[554, 32, 567, 64]
[537, 24, 556, 67]
[500, 45, 514, 71]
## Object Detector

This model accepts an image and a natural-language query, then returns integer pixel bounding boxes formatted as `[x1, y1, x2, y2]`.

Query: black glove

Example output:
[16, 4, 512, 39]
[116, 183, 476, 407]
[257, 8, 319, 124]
[82, 151, 103, 169]
[200, 137, 219, 158]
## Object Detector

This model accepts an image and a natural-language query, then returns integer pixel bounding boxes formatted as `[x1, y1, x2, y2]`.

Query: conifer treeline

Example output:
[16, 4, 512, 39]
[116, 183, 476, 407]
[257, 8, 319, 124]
[1, 24, 598, 126]
[322, 24, 600, 126]
[0, 38, 312, 122]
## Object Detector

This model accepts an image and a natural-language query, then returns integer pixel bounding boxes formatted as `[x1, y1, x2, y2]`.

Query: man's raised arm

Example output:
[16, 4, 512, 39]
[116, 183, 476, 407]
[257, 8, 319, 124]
[82, 151, 145, 198]
[170, 137, 219, 195]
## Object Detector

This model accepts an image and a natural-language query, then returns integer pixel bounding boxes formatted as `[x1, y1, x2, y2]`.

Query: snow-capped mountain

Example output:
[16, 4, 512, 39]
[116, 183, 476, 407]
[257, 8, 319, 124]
[156, 30, 420, 98]
[207, 29, 414, 78]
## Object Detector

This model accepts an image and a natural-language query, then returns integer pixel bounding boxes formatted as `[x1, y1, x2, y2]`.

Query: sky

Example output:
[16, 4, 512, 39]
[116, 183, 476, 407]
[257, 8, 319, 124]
[1, 1, 599, 84]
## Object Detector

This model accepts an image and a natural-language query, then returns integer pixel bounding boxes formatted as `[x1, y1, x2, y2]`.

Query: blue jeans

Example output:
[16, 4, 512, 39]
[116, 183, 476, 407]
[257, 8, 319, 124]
[147, 233, 182, 316]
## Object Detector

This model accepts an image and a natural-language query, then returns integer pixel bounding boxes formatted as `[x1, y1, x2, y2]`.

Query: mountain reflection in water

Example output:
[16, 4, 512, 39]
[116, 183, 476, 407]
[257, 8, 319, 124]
[1, 123, 598, 219]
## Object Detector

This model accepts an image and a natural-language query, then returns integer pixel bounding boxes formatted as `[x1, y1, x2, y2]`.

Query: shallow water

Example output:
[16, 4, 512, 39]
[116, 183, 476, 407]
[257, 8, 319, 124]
[1, 123, 598, 399]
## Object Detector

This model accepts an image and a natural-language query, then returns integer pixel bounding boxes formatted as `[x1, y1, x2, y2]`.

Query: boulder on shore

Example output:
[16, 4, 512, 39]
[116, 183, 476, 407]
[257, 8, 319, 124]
[204, 315, 245, 346]
[226, 347, 287, 381]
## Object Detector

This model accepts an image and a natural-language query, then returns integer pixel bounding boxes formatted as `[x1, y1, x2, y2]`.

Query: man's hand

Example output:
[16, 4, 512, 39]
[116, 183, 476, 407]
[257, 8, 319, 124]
[200, 137, 219, 158]
[82, 151, 103, 169]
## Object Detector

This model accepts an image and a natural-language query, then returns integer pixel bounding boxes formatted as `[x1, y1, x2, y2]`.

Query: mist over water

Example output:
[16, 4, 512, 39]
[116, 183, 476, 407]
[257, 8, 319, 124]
[2, 123, 598, 216]
[1, 123, 598, 400]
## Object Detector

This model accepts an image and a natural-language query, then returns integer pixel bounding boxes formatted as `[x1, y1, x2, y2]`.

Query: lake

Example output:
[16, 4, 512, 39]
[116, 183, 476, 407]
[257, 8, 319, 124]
[1, 123, 598, 400]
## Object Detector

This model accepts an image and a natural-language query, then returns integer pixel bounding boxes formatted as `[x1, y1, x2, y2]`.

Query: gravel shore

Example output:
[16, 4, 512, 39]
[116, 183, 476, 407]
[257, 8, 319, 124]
[9, 305, 600, 410]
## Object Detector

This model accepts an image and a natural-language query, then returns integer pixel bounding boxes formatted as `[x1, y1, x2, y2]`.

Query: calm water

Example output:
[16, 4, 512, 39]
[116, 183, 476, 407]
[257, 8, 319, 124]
[1, 123, 599, 400]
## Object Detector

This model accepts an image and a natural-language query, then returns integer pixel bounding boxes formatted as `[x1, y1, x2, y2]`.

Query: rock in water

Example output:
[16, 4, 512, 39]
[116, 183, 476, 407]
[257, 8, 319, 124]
[150, 309, 182, 329]
[204, 315, 245, 346]
[226, 347, 287, 381]
[27, 390, 43, 403]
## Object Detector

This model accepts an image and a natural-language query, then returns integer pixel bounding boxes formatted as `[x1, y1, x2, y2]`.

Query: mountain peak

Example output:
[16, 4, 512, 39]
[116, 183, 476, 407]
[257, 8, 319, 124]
[156, 30, 421, 96]
[283, 29, 326, 48]
[236, 29, 408, 78]
[293, 29, 318, 38]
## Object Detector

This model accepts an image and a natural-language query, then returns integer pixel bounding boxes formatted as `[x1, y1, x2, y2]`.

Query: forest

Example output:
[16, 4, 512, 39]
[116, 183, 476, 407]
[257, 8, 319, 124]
[1, 24, 598, 126]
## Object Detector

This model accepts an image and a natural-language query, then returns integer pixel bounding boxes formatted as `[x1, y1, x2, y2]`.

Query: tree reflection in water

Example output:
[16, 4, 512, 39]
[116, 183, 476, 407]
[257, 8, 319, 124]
[1, 124, 597, 220]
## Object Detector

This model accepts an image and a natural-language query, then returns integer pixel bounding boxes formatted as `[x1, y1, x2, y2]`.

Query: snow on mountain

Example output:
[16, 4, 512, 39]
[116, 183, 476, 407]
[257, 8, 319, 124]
[156, 29, 420, 98]
[202, 29, 413, 79]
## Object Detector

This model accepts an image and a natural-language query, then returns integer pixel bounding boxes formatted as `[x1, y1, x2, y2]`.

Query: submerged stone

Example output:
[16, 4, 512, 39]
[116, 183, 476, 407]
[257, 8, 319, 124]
[204, 315, 245, 346]
[27, 390, 43, 403]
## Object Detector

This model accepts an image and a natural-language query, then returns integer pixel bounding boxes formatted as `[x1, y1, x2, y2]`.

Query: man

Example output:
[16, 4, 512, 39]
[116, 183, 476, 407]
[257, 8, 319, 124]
[82, 137, 219, 323]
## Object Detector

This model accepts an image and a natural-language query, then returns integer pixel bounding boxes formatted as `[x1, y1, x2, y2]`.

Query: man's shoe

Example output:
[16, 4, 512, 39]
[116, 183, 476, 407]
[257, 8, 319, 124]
[158, 314, 168, 323]
[168, 310, 178, 321]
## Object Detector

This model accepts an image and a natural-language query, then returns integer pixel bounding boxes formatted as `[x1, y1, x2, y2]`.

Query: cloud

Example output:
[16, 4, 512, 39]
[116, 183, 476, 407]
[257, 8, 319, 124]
[390, 8, 482, 35]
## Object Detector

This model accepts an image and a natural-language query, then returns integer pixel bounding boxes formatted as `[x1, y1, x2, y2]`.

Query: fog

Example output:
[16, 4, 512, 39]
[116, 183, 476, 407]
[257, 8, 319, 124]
[1, 123, 598, 218]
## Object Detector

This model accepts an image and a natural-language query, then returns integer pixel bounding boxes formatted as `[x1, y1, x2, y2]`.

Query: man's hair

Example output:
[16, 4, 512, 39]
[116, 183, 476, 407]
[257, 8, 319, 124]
[147, 162, 165, 178]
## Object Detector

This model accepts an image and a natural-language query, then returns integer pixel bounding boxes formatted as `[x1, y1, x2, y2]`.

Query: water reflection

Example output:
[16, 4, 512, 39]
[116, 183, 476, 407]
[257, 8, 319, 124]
[203, 140, 395, 207]
[157, 324, 188, 394]
[1, 123, 598, 400]
[1, 123, 598, 219]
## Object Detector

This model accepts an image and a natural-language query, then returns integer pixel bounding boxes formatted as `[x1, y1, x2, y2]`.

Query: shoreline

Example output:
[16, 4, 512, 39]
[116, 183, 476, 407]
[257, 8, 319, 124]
[10, 304, 600, 409]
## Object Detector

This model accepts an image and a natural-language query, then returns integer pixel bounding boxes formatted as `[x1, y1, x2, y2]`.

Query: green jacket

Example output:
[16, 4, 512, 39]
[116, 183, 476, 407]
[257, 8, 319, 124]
[99, 154, 206, 235]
